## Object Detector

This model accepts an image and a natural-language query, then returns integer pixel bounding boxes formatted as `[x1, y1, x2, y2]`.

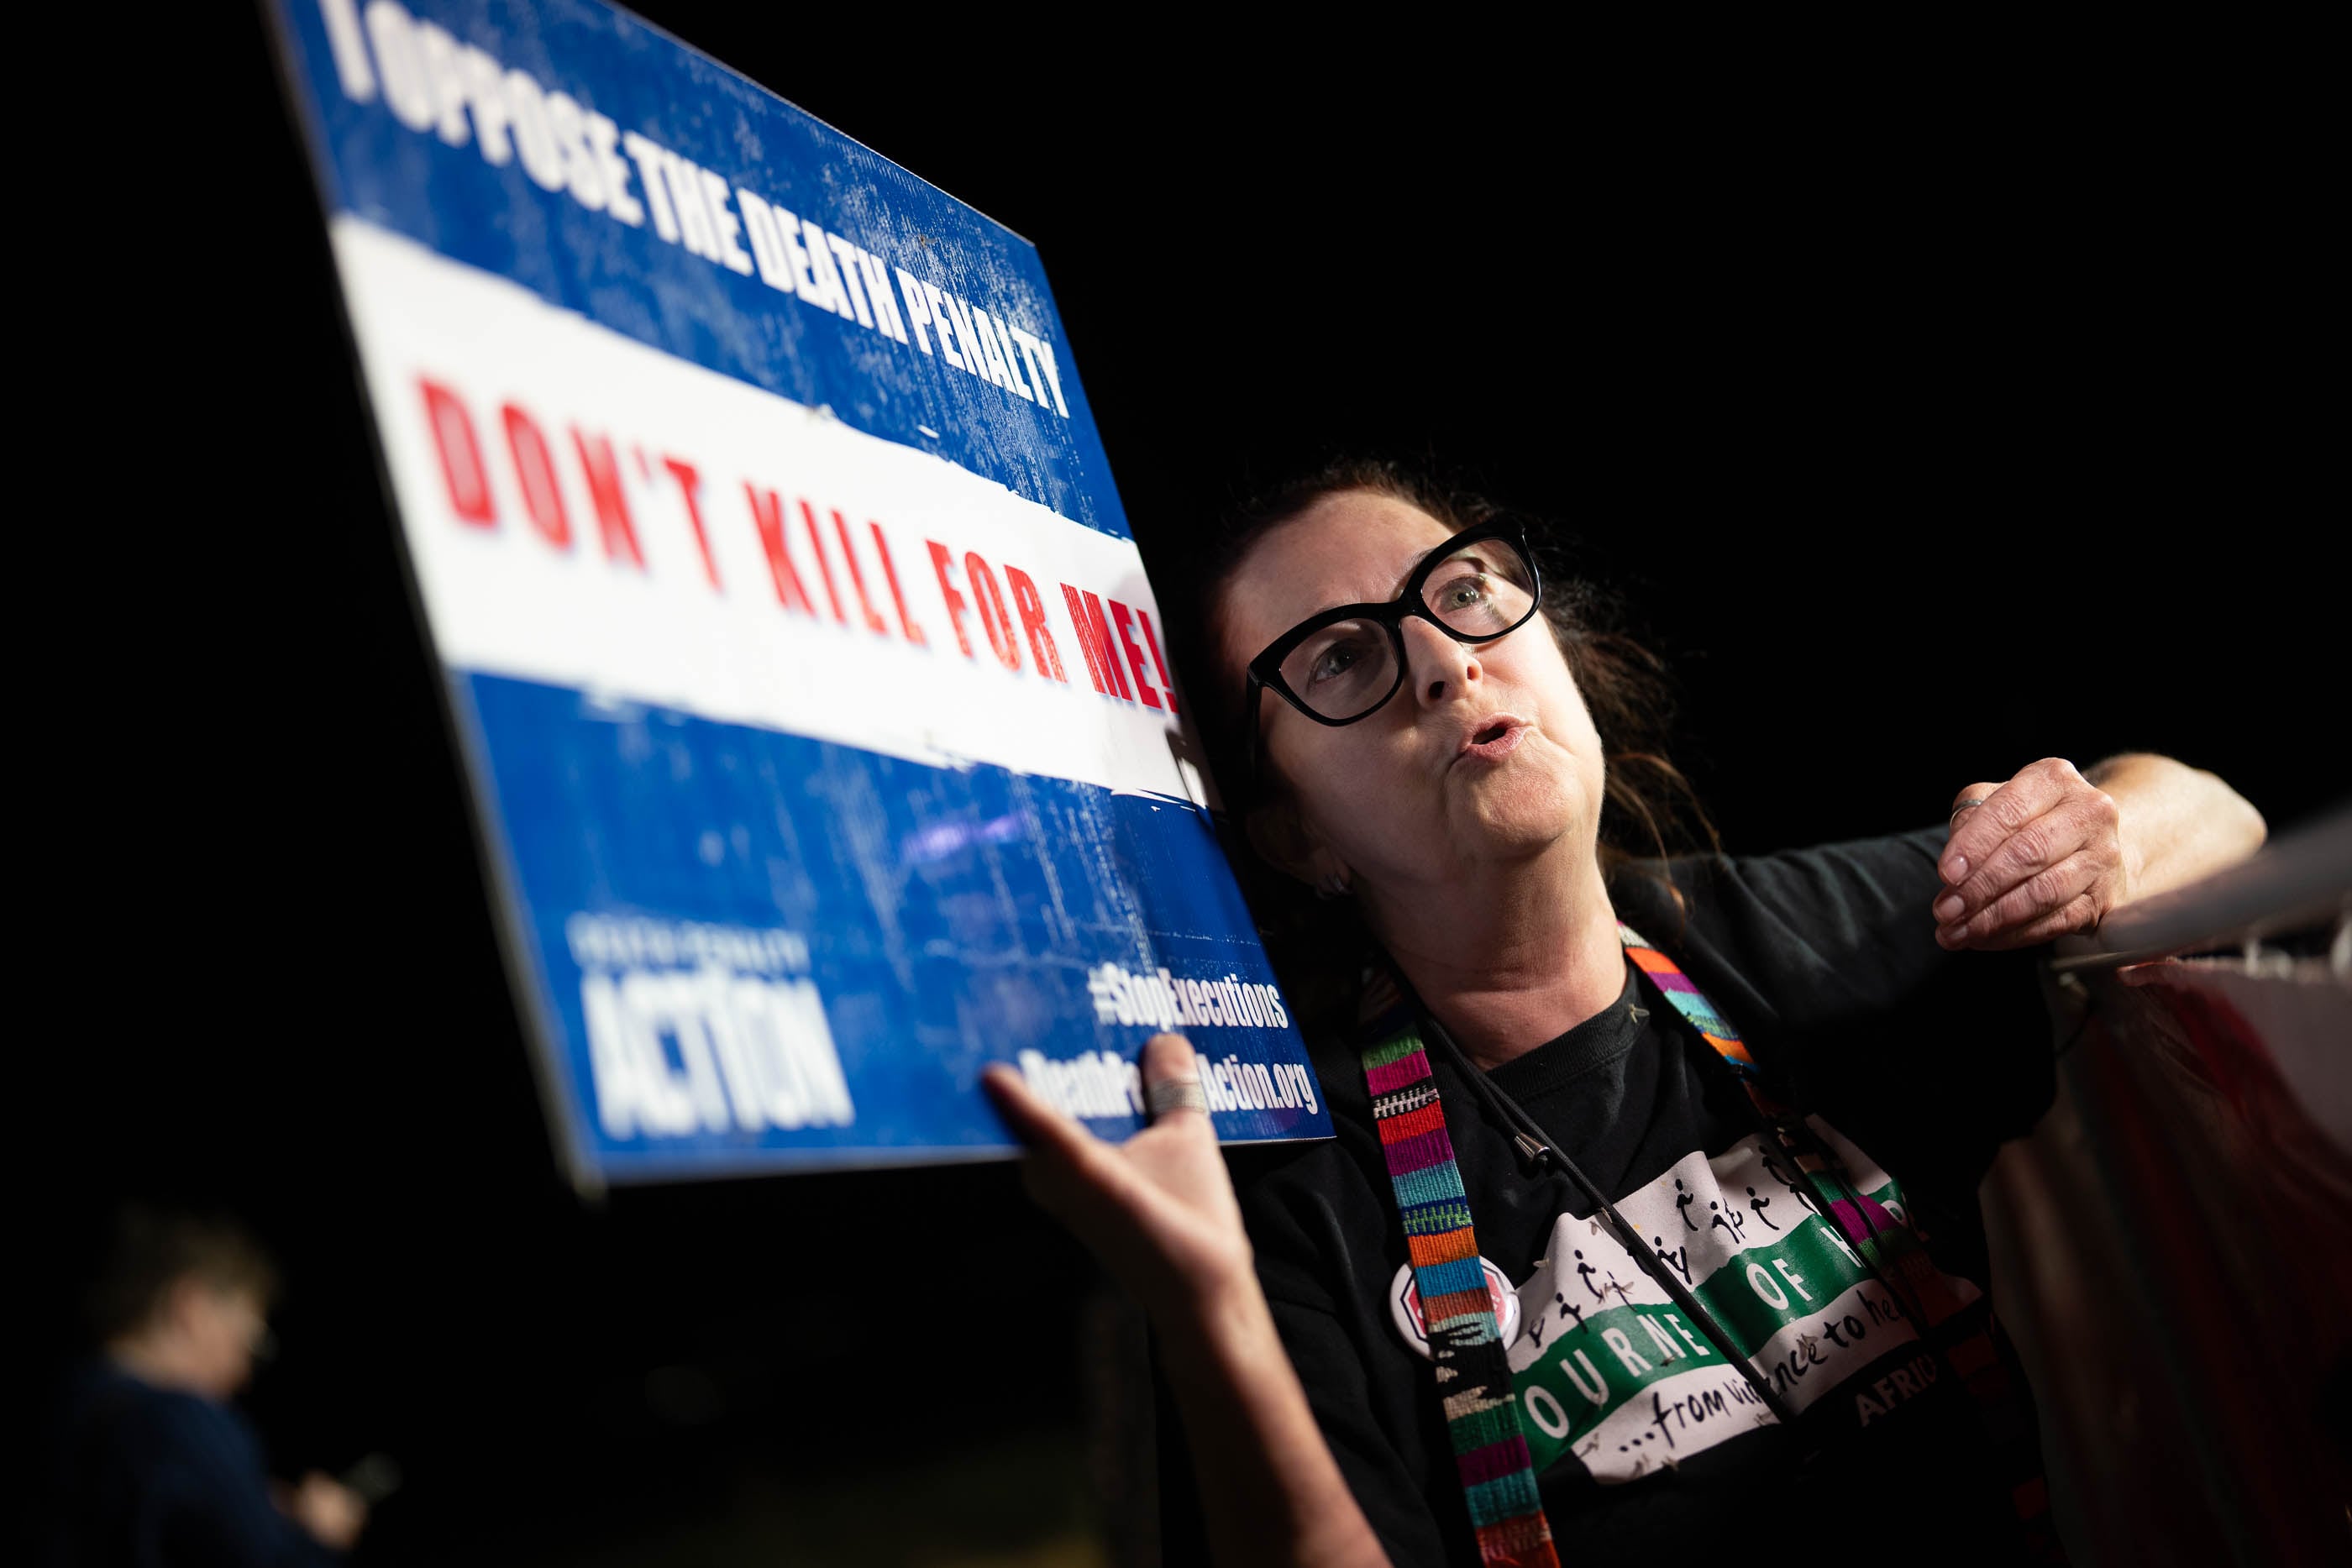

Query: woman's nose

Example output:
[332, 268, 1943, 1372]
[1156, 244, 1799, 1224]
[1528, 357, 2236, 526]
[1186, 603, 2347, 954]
[1402, 617, 1481, 708]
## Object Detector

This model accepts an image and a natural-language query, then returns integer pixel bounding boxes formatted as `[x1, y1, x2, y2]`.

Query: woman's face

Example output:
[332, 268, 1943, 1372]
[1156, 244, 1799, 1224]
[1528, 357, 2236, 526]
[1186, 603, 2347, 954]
[1219, 490, 1607, 901]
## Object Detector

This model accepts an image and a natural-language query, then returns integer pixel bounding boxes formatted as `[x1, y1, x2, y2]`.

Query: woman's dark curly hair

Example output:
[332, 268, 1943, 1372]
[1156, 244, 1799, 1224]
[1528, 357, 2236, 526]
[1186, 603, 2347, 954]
[1161, 458, 1714, 1027]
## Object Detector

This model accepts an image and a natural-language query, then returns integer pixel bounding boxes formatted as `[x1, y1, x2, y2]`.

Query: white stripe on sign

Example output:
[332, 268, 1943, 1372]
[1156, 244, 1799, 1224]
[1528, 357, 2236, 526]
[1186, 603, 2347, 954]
[333, 218, 1195, 799]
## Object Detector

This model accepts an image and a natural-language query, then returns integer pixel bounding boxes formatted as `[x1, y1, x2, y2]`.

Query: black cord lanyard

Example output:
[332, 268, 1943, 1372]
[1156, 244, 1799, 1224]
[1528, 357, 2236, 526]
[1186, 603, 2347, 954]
[1415, 1008, 1807, 1430]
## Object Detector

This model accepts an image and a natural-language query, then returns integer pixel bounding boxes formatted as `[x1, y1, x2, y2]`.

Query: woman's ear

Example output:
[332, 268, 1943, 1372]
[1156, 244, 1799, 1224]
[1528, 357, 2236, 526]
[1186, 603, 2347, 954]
[1244, 798, 1350, 894]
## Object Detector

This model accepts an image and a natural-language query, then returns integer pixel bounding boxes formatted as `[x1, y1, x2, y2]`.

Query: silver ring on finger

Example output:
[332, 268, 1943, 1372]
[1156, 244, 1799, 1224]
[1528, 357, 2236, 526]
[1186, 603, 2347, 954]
[1949, 798, 1991, 824]
[1145, 1078, 1210, 1120]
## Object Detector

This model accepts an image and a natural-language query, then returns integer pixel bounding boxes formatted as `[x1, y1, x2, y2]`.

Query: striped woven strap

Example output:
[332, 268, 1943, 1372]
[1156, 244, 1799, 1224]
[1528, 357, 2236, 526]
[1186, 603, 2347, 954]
[1358, 968, 1561, 1568]
[1617, 923, 1966, 1322]
[1616, 923, 2056, 1549]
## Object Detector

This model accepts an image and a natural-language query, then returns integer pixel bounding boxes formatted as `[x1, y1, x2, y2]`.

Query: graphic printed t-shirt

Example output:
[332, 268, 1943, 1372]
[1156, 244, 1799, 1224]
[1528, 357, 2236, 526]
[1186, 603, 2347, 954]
[1236, 831, 2055, 1567]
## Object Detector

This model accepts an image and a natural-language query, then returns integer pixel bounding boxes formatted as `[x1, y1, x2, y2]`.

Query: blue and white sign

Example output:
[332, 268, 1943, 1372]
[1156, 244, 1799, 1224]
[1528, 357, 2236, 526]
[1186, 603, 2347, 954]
[265, 0, 1330, 1185]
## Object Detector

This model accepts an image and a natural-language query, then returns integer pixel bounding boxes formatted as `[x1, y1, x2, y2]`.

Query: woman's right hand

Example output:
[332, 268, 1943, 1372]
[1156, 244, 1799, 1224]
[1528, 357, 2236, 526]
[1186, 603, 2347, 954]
[983, 1033, 1253, 1318]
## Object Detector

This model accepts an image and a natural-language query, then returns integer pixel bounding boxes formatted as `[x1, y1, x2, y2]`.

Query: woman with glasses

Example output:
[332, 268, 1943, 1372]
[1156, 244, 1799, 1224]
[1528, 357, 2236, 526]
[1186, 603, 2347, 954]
[986, 460, 2265, 1568]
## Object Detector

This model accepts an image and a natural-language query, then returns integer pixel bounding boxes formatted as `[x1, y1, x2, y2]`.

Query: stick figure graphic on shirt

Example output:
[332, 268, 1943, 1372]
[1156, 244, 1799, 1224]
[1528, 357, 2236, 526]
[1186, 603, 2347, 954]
[1675, 1178, 1698, 1231]
[1707, 1200, 1746, 1244]
[1605, 1275, 1633, 1308]
[1746, 1186, 1780, 1231]
[1574, 1249, 1603, 1301]
[1653, 1236, 1692, 1284]
[1759, 1149, 1820, 1214]
[1553, 1292, 1587, 1332]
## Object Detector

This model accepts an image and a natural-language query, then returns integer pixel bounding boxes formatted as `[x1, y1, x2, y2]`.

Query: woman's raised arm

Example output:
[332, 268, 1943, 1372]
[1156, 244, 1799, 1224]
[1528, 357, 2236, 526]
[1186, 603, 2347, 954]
[984, 1036, 1391, 1568]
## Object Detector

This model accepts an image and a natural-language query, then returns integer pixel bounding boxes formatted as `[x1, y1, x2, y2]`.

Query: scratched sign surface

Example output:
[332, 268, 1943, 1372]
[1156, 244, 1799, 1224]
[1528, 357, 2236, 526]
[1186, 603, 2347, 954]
[267, 0, 1329, 1185]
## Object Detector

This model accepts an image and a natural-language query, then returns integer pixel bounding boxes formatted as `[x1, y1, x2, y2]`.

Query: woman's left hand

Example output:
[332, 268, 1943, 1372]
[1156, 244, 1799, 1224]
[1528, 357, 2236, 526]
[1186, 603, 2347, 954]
[1933, 757, 2136, 950]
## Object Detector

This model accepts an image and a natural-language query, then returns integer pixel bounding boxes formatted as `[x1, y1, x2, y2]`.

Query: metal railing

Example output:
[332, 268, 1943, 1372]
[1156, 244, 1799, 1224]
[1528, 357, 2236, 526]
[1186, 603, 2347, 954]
[2050, 802, 2352, 973]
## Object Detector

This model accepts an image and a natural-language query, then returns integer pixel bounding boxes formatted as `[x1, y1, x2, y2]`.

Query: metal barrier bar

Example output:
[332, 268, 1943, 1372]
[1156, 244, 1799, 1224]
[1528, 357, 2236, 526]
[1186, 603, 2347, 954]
[2050, 803, 2352, 973]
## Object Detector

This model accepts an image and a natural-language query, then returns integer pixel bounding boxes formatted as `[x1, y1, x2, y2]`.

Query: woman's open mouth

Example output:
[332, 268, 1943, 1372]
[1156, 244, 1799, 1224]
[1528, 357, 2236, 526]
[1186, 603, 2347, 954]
[1454, 716, 1528, 768]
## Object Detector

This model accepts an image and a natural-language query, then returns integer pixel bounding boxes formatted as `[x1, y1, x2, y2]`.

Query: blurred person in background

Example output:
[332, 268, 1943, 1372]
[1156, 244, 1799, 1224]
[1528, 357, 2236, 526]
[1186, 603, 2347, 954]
[48, 1208, 366, 1566]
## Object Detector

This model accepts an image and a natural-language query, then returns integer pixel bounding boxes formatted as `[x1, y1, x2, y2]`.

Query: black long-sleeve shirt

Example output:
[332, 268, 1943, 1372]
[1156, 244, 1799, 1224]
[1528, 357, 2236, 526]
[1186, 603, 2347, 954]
[1236, 831, 2055, 1566]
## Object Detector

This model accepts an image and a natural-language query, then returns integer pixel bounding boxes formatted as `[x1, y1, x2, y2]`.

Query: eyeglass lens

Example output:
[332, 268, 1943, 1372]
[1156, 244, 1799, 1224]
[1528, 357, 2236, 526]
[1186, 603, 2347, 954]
[1275, 535, 1536, 721]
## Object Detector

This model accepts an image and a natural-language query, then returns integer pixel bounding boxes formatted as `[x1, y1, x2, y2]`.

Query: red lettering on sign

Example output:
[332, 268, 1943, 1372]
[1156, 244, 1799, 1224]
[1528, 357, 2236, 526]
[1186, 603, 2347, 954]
[868, 524, 928, 648]
[1061, 585, 1133, 701]
[1136, 608, 1179, 716]
[1108, 599, 1163, 711]
[797, 499, 847, 623]
[927, 541, 974, 658]
[662, 456, 722, 590]
[966, 552, 1022, 673]
[827, 510, 890, 636]
[571, 432, 646, 569]
[1006, 566, 1066, 683]
[502, 403, 571, 548]
[744, 485, 816, 616]
[420, 379, 494, 526]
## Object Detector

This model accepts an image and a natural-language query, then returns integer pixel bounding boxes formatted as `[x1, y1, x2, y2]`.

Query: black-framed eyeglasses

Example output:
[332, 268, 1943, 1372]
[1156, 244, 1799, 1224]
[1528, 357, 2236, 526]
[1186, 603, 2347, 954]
[1242, 517, 1544, 789]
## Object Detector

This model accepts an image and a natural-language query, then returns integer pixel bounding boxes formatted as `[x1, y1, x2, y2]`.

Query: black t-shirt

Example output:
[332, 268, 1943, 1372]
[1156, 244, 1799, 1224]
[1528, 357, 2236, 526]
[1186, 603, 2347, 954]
[1234, 831, 2055, 1567]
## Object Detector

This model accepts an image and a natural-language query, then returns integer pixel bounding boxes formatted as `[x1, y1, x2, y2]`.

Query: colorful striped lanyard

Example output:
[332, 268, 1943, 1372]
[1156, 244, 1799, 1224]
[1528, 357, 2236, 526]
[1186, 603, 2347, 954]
[1359, 923, 2058, 1565]
[1357, 963, 1561, 1568]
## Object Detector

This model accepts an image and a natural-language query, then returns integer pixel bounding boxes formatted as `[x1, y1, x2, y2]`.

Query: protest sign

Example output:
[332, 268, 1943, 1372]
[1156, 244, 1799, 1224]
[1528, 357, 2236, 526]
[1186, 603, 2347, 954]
[264, 0, 1330, 1185]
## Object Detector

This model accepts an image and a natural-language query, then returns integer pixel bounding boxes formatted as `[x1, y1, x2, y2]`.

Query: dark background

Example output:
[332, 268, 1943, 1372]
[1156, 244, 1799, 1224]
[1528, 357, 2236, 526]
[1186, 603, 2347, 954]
[39, 5, 2334, 1563]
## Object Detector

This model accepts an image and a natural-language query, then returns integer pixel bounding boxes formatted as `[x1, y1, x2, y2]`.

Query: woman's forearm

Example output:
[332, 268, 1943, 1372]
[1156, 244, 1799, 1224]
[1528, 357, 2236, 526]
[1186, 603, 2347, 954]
[1154, 1267, 1391, 1568]
[2086, 753, 2266, 900]
[982, 1044, 1390, 1567]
